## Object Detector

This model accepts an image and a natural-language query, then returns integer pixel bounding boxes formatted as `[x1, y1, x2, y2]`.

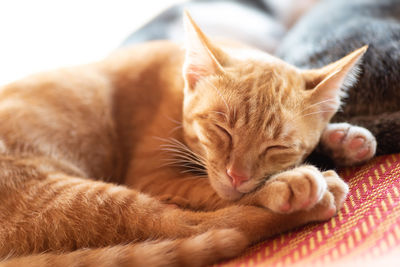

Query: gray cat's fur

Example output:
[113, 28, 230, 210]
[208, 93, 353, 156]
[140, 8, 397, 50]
[277, 0, 400, 155]
[122, 0, 285, 53]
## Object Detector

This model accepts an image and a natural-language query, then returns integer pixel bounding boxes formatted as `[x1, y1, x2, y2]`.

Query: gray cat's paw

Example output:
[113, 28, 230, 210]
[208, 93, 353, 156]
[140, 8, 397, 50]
[320, 123, 376, 166]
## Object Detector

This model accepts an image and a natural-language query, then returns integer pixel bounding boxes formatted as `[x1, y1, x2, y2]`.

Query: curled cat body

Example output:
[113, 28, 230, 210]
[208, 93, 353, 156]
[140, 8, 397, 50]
[0, 13, 352, 266]
[278, 0, 400, 161]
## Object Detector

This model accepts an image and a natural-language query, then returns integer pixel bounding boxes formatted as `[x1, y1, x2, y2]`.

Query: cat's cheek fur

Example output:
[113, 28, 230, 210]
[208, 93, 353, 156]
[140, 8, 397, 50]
[183, 120, 209, 158]
[183, 121, 243, 200]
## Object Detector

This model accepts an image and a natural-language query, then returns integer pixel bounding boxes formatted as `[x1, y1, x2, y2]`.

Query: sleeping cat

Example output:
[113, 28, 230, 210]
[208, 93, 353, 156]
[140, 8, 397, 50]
[0, 12, 351, 266]
[277, 0, 400, 159]
[122, 0, 378, 169]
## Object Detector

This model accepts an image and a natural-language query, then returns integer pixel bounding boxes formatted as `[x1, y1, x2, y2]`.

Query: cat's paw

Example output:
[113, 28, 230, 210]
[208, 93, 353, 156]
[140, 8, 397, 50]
[258, 166, 328, 213]
[305, 170, 349, 221]
[322, 170, 349, 209]
[320, 123, 376, 166]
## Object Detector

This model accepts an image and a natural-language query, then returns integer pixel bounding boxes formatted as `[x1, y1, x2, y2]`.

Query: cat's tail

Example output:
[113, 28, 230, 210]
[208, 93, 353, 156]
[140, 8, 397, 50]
[0, 229, 247, 267]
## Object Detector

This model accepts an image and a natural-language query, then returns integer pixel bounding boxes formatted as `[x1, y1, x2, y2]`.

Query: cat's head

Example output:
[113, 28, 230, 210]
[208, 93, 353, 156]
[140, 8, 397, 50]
[181, 12, 366, 200]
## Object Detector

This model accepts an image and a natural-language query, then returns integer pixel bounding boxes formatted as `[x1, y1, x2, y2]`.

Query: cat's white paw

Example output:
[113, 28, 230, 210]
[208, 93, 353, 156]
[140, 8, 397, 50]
[259, 166, 327, 214]
[320, 123, 376, 166]
[306, 170, 349, 222]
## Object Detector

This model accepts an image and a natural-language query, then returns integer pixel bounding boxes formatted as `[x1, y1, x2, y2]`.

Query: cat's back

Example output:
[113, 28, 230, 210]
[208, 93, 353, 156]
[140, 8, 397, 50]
[0, 40, 184, 180]
[277, 0, 400, 118]
[103, 40, 183, 74]
[100, 40, 185, 103]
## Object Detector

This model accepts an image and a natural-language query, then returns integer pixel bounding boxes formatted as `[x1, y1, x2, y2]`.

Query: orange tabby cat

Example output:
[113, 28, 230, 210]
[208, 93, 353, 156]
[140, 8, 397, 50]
[0, 12, 356, 266]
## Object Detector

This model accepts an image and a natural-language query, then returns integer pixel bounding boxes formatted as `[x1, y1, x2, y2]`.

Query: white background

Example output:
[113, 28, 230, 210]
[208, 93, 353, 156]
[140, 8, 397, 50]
[0, 0, 183, 85]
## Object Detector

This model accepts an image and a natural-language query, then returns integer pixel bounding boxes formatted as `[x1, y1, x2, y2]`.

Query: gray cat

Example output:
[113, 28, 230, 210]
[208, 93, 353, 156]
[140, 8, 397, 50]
[122, 0, 318, 53]
[122, 0, 285, 53]
[277, 0, 400, 157]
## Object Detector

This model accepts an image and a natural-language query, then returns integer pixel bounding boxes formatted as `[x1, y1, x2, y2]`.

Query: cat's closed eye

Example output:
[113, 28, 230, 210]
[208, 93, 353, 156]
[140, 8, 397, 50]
[262, 145, 290, 156]
[214, 124, 232, 142]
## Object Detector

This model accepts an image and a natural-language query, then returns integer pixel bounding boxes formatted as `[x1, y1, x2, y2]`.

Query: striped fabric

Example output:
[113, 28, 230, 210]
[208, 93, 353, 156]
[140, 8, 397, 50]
[220, 154, 400, 267]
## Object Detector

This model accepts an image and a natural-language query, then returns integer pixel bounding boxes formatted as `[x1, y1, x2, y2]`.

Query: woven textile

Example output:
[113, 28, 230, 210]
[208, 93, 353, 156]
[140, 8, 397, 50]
[220, 154, 400, 267]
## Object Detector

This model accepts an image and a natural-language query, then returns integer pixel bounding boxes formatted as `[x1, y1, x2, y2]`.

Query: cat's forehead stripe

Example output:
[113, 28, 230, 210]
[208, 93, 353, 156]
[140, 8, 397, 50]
[226, 73, 289, 141]
[229, 108, 237, 128]
[244, 100, 251, 125]
[272, 121, 284, 140]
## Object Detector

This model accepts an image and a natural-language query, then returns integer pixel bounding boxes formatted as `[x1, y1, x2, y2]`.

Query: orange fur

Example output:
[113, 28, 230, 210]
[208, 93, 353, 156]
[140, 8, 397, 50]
[0, 13, 361, 266]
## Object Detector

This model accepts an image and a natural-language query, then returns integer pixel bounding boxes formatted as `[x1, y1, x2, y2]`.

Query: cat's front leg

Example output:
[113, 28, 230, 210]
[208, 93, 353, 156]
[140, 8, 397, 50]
[319, 122, 377, 166]
[241, 165, 348, 215]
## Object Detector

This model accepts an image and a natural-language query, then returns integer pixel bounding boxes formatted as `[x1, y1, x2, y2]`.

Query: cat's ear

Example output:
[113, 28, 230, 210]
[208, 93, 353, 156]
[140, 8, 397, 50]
[302, 46, 368, 120]
[182, 10, 225, 90]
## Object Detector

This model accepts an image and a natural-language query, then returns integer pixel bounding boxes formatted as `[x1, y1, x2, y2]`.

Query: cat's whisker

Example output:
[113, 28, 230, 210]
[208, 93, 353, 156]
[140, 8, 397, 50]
[162, 158, 202, 167]
[166, 138, 207, 163]
[175, 160, 205, 173]
[159, 158, 205, 172]
[163, 115, 182, 125]
[160, 142, 204, 161]
[159, 152, 197, 162]
[156, 137, 207, 174]
[181, 168, 207, 173]
[168, 125, 183, 135]
[301, 109, 337, 118]
[164, 156, 204, 168]
[159, 148, 203, 165]
[164, 160, 206, 175]
[178, 174, 208, 181]
[300, 98, 338, 113]
[152, 136, 172, 143]
[159, 160, 192, 169]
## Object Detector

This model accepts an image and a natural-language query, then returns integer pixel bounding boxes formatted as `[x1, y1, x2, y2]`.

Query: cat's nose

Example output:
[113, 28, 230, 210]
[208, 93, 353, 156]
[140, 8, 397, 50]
[227, 168, 249, 188]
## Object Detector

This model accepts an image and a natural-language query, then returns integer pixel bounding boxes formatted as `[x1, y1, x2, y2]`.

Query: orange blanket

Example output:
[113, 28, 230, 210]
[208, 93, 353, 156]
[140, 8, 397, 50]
[220, 154, 400, 266]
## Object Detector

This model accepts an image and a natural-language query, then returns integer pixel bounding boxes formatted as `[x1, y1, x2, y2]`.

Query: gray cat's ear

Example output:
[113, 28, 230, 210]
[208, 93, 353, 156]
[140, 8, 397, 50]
[182, 10, 225, 90]
[302, 46, 368, 120]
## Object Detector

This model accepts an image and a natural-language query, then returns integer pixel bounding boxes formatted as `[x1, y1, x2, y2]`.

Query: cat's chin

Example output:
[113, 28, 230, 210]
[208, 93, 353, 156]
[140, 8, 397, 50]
[212, 182, 243, 201]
